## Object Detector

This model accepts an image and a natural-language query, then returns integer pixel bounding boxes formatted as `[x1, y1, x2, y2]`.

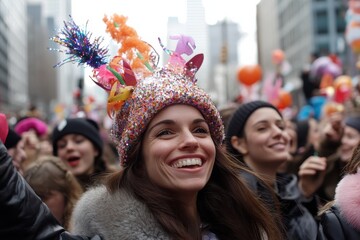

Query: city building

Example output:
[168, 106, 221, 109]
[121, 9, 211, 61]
[0, 0, 28, 113]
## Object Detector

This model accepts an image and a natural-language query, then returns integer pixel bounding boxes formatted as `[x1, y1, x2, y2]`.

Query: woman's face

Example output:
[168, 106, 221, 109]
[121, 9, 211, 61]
[308, 118, 320, 150]
[284, 120, 297, 155]
[235, 108, 289, 168]
[340, 126, 360, 161]
[8, 140, 27, 175]
[142, 104, 216, 196]
[42, 190, 66, 225]
[56, 134, 98, 176]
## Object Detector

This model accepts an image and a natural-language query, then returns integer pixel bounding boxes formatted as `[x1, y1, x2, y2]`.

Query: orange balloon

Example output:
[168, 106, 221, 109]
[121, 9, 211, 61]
[272, 49, 285, 64]
[276, 90, 292, 109]
[237, 65, 262, 86]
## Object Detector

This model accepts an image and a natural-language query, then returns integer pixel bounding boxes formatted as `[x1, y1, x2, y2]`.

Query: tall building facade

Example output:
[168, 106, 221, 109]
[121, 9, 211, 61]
[27, 3, 57, 117]
[0, 0, 28, 112]
[28, 0, 83, 118]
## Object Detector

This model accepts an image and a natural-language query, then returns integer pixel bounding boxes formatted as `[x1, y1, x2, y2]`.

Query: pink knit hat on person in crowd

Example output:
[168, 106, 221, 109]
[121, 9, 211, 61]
[14, 117, 48, 137]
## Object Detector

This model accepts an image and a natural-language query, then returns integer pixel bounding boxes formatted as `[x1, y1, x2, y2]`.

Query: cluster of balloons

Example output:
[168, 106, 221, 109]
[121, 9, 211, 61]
[237, 60, 293, 110]
[320, 75, 353, 103]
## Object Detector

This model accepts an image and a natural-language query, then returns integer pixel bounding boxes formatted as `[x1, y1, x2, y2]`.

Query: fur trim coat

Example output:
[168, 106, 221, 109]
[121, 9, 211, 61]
[320, 171, 360, 240]
[71, 185, 172, 240]
[335, 170, 360, 231]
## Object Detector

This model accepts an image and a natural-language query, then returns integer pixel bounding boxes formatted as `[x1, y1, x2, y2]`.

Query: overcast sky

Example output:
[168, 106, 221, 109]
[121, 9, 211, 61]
[71, 0, 260, 65]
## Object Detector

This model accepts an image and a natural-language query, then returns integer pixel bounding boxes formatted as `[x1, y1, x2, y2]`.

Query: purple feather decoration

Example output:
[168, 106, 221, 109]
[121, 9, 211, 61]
[50, 16, 108, 68]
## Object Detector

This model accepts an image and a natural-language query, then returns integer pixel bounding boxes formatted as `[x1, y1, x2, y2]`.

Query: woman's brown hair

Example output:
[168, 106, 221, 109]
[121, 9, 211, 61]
[24, 155, 83, 230]
[344, 141, 360, 174]
[106, 142, 284, 239]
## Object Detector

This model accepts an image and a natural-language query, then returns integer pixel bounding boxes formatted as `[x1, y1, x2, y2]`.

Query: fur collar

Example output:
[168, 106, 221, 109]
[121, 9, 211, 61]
[71, 185, 171, 239]
[335, 171, 360, 231]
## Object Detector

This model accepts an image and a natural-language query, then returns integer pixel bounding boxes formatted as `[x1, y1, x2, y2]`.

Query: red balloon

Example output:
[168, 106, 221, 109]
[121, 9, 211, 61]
[334, 86, 352, 103]
[275, 90, 292, 109]
[237, 65, 262, 86]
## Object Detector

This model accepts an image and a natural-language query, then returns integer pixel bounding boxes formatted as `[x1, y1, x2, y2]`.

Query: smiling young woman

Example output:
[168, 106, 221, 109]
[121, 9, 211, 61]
[225, 100, 325, 240]
[71, 75, 284, 239]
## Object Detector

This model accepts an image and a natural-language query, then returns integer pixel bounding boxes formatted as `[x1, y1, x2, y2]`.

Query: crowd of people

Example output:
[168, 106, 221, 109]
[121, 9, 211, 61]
[1, 14, 360, 240]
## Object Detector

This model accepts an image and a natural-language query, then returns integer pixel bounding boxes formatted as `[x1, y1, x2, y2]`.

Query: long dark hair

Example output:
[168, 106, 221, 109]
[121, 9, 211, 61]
[344, 141, 360, 174]
[106, 142, 284, 239]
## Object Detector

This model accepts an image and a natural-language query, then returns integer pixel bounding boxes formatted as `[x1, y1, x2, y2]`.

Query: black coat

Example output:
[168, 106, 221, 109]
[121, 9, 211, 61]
[0, 142, 101, 240]
[321, 206, 360, 240]
[241, 171, 323, 240]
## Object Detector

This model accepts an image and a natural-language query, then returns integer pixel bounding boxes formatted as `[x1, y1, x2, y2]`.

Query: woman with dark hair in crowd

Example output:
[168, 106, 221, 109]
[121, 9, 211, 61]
[52, 118, 110, 189]
[225, 100, 326, 240]
[0, 114, 101, 240]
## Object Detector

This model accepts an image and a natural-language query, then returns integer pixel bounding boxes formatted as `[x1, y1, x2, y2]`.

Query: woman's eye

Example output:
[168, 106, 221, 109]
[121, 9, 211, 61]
[57, 141, 67, 149]
[278, 125, 286, 131]
[156, 129, 173, 137]
[194, 127, 209, 134]
[257, 126, 266, 131]
[74, 137, 85, 143]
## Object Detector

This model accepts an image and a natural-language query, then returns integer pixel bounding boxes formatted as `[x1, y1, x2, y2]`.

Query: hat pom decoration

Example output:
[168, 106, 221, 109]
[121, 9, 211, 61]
[50, 16, 109, 69]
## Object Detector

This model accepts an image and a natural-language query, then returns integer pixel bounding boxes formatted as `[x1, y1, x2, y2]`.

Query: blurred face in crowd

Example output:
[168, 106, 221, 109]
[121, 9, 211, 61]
[308, 118, 320, 151]
[340, 126, 360, 162]
[8, 139, 27, 175]
[232, 108, 289, 172]
[56, 134, 98, 176]
[284, 120, 297, 155]
[42, 190, 66, 225]
[142, 104, 216, 199]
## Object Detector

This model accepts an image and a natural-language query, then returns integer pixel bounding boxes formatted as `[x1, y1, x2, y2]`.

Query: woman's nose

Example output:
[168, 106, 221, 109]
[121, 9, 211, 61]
[273, 125, 287, 139]
[65, 140, 76, 150]
[179, 131, 199, 150]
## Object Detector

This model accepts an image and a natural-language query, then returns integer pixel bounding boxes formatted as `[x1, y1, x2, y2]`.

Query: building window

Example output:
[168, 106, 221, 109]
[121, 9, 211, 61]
[316, 42, 330, 55]
[316, 10, 328, 34]
[335, 8, 346, 33]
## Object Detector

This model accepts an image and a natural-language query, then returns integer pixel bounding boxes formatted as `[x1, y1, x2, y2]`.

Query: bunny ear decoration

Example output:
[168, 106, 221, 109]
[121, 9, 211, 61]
[185, 54, 204, 80]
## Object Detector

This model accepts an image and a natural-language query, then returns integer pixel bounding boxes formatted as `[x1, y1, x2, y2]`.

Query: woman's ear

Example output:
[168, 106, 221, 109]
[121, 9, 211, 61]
[230, 136, 248, 155]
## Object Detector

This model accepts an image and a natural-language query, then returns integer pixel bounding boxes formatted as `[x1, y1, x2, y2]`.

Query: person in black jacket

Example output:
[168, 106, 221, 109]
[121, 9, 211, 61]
[0, 126, 101, 240]
[319, 142, 360, 240]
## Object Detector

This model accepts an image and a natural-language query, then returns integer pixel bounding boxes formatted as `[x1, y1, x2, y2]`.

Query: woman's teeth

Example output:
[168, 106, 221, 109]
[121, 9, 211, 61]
[171, 158, 202, 168]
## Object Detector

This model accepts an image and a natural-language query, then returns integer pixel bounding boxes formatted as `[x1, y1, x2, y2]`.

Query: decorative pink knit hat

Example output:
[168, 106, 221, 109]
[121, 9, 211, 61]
[52, 14, 224, 166]
[112, 66, 224, 165]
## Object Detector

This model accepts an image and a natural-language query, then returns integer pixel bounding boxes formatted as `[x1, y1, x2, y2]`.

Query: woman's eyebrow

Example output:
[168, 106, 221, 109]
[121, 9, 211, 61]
[147, 119, 175, 133]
